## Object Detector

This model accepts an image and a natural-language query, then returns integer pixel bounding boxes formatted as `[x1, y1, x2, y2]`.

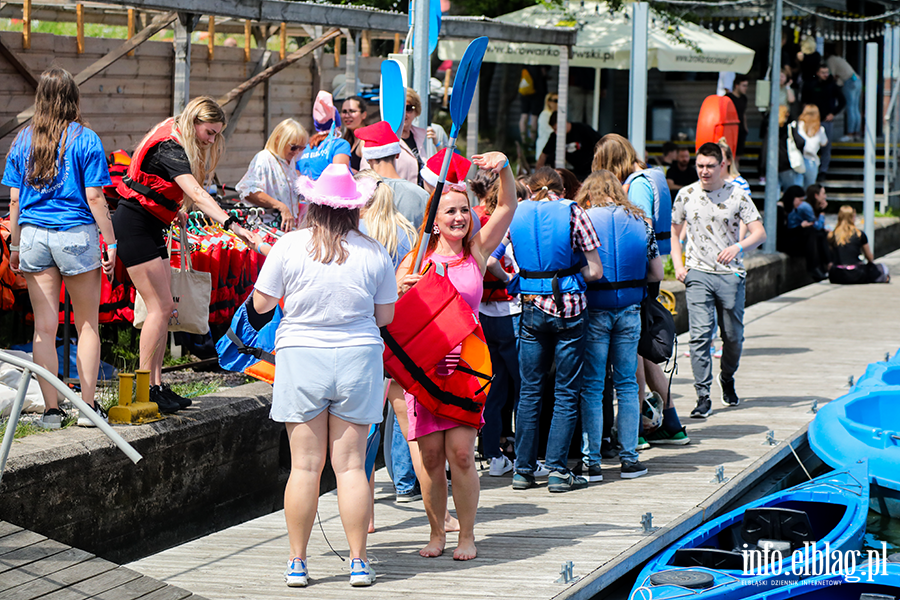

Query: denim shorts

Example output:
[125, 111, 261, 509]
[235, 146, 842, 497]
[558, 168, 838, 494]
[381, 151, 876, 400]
[271, 344, 386, 425]
[18, 223, 101, 276]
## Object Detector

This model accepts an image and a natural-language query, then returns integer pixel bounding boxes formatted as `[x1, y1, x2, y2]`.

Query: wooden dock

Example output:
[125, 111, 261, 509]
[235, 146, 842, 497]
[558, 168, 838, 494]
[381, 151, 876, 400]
[0, 521, 207, 600]
[126, 250, 900, 600]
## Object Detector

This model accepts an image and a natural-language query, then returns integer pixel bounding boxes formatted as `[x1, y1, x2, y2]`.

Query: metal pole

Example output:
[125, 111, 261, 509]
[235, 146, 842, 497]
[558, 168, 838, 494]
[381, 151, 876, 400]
[762, 0, 783, 254]
[466, 78, 479, 156]
[628, 2, 649, 160]
[412, 0, 430, 130]
[865, 42, 877, 252]
[556, 48, 570, 169]
[345, 30, 359, 98]
[592, 66, 601, 131]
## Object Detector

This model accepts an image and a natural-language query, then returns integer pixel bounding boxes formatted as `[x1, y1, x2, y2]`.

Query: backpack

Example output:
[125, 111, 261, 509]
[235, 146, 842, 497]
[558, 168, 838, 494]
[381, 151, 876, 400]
[638, 295, 675, 364]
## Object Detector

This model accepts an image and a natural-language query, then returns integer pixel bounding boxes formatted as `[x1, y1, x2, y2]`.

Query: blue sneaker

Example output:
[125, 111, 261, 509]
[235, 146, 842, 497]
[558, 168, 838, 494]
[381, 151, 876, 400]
[284, 557, 309, 587]
[349, 558, 376, 587]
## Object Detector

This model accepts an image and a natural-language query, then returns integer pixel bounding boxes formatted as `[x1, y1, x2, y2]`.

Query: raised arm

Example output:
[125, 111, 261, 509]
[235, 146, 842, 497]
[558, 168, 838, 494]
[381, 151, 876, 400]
[471, 152, 516, 267]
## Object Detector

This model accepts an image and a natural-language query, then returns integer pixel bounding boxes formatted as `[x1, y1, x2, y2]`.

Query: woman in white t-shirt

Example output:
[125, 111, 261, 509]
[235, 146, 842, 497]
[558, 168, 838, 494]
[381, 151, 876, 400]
[793, 104, 828, 189]
[252, 163, 396, 589]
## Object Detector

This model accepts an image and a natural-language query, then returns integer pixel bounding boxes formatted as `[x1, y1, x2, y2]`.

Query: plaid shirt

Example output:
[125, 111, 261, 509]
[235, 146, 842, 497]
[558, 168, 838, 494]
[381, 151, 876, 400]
[529, 203, 601, 318]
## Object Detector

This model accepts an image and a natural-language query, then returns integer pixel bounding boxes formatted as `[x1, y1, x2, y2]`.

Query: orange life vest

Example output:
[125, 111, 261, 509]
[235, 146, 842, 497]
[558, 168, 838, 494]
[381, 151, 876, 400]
[381, 263, 492, 429]
[116, 119, 184, 224]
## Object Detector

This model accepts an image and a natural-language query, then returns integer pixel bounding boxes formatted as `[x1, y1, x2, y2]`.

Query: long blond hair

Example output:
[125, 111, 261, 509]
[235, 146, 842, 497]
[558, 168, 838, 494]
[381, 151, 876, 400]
[717, 138, 741, 179]
[141, 97, 225, 188]
[24, 67, 83, 188]
[798, 104, 821, 137]
[356, 170, 417, 259]
[829, 205, 859, 247]
[592, 133, 646, 182]
[575, 170, 645, 219]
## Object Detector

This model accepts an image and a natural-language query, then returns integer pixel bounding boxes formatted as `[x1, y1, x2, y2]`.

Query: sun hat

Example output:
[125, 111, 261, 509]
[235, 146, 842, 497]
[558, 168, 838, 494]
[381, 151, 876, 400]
[355, 121, 401, 160]
[312, 90, 342, 133]
[296, 163, 377, 209]
[420, 149, 472, 193]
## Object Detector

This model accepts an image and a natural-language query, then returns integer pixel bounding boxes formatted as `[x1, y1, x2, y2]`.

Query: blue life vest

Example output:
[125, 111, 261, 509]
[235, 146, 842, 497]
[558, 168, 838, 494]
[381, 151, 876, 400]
[507, 199, 585, 311]
[624, 167, 671, 255]
[216, 298, 283, 381]
[585, 205, 648, 310]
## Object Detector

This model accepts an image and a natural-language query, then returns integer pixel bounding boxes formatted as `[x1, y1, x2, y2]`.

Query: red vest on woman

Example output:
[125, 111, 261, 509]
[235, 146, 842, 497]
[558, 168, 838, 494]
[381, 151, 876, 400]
[116, 118, 184, 224]
[473, 206, 515, 303]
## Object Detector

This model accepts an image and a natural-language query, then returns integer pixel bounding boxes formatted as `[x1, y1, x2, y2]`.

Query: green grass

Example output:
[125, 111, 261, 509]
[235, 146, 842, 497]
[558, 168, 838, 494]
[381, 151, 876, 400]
[170, 379, 221, 399]
[663, 255, 676, 280]
[875, 207, 899, 218]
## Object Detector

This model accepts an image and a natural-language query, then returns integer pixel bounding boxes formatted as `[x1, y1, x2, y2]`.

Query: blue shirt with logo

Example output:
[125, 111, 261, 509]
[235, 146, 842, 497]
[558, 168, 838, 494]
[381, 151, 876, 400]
[296, 135, 351, 180]
[2, 122, 111, 230]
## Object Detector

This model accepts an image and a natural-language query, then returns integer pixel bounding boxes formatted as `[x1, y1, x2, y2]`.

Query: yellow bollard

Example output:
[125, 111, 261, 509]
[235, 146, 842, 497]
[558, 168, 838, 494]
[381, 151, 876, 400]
[108, 371, 162, 424]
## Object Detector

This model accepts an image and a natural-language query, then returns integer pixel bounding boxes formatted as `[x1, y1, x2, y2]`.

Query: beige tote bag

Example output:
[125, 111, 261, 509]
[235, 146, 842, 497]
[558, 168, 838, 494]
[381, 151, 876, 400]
[133, 228, 211, 335]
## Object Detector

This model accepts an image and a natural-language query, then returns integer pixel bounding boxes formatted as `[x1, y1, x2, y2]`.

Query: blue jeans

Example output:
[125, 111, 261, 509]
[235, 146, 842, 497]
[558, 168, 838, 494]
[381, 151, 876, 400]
[515, 304, 586, 474]
[793, 158, 819, 189]
[819, 121, 833, 176]
[390, 412, 417, 494]
[843, 75, 861, 135]
[480, 313, 521, 459]
[581, 306, 642, 465]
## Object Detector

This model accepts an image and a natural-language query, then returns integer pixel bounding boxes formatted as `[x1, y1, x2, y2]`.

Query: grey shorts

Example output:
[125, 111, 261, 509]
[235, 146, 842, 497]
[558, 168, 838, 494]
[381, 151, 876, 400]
[18, 223, 101, 276]
[271, 344, 385, 425]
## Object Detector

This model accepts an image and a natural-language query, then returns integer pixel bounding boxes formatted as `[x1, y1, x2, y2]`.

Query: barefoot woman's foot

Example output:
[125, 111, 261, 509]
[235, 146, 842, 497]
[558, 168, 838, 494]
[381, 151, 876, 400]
[419, 533, 446, 558]
[444, 512, 460, 532]
[453, 537, 477, 561]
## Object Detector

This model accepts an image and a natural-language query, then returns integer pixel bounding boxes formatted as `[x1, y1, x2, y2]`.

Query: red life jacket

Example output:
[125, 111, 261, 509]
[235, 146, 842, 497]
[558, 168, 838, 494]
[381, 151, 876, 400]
[116, 119, 184, 224]
[381, 263, 492, 430]
[474, 207, 515, 304]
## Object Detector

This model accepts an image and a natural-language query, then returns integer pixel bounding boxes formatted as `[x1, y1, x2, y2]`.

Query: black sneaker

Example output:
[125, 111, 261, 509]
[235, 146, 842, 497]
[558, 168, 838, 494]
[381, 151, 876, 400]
[717, 374, 740, 407]
[395, 483, 422, 503]
[691, 396, 712, 419]
[620, 460, 648, 479]
[149, 385, 181, 414]
[601, 438, 619, 460]
[585, 464, 603, 482]
[161, 384, 192, 409]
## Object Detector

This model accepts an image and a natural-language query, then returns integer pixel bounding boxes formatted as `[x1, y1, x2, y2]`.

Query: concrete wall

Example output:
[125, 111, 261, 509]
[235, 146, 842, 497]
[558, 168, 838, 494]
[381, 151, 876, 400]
[0, 381, 295, 564]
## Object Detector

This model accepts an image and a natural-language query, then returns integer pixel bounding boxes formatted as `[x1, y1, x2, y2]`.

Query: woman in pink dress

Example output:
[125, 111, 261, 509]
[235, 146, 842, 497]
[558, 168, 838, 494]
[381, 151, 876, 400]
[395, 149, 516, 561]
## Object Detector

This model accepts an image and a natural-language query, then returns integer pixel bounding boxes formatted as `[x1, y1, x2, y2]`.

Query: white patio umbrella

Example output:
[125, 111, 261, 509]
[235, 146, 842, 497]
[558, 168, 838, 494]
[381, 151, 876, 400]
[438, 1, 754, 73]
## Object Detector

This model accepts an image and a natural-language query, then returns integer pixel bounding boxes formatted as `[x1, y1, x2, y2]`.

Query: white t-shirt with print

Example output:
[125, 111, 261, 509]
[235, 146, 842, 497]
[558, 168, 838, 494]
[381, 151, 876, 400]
[672, 180, 761, 276]
[255, 228, 398, 350]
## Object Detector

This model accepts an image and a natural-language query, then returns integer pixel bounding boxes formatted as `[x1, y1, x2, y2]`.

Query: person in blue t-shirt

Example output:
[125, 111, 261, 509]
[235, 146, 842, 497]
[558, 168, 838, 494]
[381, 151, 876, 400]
[296, 91, 351, 180]
[1, 67, 115, 430]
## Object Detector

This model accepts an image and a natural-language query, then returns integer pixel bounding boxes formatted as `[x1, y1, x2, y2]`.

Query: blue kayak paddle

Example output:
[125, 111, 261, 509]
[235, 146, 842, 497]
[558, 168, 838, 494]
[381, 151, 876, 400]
[380, 59, 405, 137]
[413, 36, 489, 272]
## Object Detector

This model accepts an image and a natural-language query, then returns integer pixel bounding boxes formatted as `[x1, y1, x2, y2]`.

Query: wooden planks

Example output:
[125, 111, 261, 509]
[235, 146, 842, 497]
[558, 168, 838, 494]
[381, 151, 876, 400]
[0, 522, 209, 600]
[127, 249, 900, 600]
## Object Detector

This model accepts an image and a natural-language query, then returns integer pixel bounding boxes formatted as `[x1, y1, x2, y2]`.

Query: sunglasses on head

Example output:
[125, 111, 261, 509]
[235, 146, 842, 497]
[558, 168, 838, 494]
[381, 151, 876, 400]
[406, 105, 418, 113]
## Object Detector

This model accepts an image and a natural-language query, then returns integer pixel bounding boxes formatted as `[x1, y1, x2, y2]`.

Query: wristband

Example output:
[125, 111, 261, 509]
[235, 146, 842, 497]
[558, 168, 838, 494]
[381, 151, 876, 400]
[737, 242, 744, 253]
[8, 244, 18, 252]
[502, 159, 510, 169]
[256, 242, 270, 254]
[107, 243, 118, 249]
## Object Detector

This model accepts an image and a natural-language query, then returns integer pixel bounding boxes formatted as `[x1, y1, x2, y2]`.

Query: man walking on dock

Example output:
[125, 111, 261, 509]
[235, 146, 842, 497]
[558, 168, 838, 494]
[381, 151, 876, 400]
[669, 143, 767, 418]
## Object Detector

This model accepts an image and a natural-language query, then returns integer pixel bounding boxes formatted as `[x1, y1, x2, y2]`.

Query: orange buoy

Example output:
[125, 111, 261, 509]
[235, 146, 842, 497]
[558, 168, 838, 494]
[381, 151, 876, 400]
[696, 95, 740, 153]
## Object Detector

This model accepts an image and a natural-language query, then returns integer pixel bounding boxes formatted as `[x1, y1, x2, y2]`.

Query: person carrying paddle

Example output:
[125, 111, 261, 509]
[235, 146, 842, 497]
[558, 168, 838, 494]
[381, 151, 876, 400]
[395, 149, 516, 561]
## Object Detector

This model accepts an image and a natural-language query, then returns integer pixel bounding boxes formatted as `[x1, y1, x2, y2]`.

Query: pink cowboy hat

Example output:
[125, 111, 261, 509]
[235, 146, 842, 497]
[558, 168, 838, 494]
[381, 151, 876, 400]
[296, 163, 377, 210]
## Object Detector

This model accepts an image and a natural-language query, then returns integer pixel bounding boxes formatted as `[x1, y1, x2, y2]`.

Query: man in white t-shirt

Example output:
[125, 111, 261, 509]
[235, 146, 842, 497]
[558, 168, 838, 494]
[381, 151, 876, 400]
[670, 143, 767, 420]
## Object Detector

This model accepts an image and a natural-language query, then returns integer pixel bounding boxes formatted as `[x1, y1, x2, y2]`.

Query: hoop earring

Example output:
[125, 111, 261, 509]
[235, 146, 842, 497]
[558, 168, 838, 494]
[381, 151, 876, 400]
[433, 223, 441, 235]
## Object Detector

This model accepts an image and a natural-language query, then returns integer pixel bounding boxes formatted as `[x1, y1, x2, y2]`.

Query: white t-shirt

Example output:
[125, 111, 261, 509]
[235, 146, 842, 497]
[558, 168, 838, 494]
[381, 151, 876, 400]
[254, 228, 398, 350]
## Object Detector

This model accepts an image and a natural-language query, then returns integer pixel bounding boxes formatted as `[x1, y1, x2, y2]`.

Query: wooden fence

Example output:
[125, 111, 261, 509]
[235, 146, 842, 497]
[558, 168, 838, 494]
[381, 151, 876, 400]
[0, 30, 382, 190]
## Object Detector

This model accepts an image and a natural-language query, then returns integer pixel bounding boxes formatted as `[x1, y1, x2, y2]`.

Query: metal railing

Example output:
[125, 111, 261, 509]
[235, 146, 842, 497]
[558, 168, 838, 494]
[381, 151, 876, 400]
[883, 76, 900, 214]
[0, 351, 143, 483]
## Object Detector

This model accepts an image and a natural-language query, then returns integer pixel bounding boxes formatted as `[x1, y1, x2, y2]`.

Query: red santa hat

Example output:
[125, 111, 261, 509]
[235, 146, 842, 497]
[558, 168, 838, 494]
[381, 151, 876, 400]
[354, 121, 401, 161]
[420, 149, 472, 193]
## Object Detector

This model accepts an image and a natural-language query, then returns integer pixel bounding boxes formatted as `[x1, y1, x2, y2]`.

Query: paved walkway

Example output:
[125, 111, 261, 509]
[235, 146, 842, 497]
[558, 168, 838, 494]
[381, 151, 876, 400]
[128, 249, 900, 600]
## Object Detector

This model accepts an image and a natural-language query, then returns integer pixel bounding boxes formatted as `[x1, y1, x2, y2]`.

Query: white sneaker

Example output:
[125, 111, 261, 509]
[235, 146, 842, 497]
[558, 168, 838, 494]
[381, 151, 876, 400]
[349, 558, 376, 587]
[284, 558, 309, 587]
[534, 460, 551, 478]
[77, 403, 108, 427]
[489, 455, 513, 476]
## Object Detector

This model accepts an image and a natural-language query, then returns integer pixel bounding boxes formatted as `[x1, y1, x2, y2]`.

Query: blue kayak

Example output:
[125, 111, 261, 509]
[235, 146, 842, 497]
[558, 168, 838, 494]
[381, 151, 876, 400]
[809, 351, 900, 517]
[736, 560, 900, 600]
[629, 461, 869, 600]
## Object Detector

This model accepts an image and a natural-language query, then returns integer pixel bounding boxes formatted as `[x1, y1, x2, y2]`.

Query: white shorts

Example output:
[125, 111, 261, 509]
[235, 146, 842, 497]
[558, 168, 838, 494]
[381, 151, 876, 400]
[271, 344, 384, 425]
